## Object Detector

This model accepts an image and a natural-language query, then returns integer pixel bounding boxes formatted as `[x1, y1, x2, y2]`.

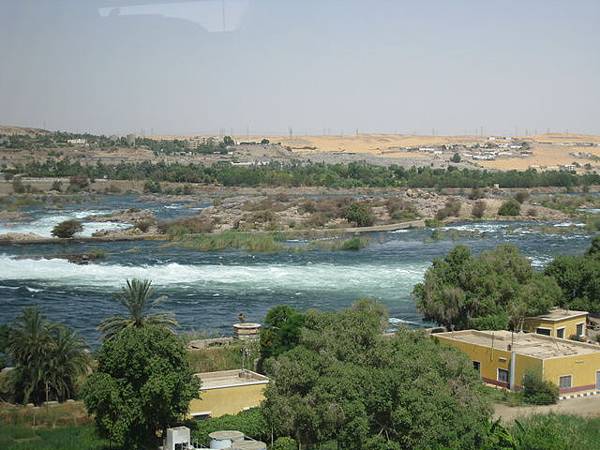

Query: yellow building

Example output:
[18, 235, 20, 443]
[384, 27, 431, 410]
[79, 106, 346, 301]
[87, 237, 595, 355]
[523, 308, 588, 339]
[434, 330, 600, 394]
[189, 369, 268, 418]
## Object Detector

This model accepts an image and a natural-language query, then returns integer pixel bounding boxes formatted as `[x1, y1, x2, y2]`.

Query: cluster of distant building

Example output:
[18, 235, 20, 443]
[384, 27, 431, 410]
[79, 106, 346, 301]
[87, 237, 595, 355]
[405, 136, 531, 162]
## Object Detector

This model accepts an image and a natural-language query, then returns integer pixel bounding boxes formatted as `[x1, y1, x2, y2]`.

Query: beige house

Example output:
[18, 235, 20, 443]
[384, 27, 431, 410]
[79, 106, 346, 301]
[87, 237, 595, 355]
[189, 369, 269, 418]
[523, 309, 588, 339]
[435, 330, 600, 394]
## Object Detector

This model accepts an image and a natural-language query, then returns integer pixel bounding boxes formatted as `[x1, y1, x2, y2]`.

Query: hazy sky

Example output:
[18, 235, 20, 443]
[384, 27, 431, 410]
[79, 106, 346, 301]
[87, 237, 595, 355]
[1, 0, 599, 136]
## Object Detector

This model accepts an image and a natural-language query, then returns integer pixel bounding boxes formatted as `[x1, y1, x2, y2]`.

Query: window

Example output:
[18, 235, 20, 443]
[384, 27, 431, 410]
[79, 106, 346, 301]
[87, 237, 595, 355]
[536, 328, 551, 336]
[556, 328, 565, 339]
[498, 368, 509, 384]
[576, 323, 585, 337]
[473, 361, 481, 374]
[559, 375, 572, 389]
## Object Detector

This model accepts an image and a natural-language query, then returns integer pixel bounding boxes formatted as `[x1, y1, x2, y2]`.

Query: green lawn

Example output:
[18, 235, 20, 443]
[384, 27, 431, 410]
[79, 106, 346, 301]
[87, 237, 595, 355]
[482, 384, 525, 406]
[0, 424, 108, 450]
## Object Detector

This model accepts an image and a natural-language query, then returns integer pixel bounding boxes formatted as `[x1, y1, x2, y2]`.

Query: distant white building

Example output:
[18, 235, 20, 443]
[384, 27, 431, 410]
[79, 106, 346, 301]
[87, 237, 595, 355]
[67, 138, 87, 145]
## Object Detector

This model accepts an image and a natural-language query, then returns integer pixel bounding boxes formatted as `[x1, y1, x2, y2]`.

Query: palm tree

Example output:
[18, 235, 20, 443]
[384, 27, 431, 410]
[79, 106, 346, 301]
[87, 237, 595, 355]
[45, 325, 90, 402]
[98, 279, 177, 340]
[8, 307, 53, 404]
[8, 307, 90, 404]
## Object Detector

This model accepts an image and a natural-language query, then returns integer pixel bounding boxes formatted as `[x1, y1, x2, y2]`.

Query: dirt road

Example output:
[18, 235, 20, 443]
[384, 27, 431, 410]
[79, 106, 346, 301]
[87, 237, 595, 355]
[494, 396, 600, 422]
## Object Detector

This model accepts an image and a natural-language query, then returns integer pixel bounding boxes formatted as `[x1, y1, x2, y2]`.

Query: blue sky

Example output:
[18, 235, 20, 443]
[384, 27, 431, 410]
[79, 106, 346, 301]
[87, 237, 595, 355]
[1, 0, 599, 135]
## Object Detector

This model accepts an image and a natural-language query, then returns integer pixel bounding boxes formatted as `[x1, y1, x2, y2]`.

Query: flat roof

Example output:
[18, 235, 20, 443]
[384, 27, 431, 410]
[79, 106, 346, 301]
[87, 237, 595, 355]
[195, 369, 269, 390]
[436, 330, 600, 359]
[526, 308, 588, 322]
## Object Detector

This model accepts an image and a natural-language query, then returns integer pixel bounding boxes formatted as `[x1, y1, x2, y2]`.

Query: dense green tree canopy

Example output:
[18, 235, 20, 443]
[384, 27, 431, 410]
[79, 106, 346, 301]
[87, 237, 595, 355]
[13, 157, 600, 189]
[82, 326, 200, 449]
[259, 305, 306, 364]
[262, 300, 492, 449]
[413, 245, 561, 330]
[544, 237, 600, 313]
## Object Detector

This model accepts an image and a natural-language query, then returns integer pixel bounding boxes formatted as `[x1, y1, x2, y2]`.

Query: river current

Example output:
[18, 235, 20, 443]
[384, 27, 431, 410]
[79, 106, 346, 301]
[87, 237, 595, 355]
[0, 195, 593, 347]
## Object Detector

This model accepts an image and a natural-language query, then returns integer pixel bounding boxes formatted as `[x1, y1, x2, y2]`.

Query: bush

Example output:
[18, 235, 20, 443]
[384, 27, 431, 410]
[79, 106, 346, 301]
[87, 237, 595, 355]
[509, 414, 600, 450]
[498, 199, 521, 216]
[69, 176, 89, 189]
[340, 236, 369, 251]
[343, 202, 375, 227]
[522, 372, 559, 405]
[272, 437, 297, 450]
[451, 152, 462, 163]
[472, 200, 486, 218]
[134, 219, 153, 233]
[424, 218, 443, 228]
[12, 177, 26, 194]
[158, 217, 214, 237]
[51, 219, 83, 238]
[526, 208, 538, 217]
[436, 198, 462, 220]
[143, 180, 162, 193]
[468, 187, 485, 200]
[300, 200, 317, 214]
[192, 408, 268, 446]
[50, 180, 62, 192]
[514, 191, 530, 204]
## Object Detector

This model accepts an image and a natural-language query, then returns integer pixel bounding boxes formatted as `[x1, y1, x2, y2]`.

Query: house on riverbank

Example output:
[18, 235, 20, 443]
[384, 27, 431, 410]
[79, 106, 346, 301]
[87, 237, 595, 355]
[434, 330, 600, 395]
[189, 369, 268, 419]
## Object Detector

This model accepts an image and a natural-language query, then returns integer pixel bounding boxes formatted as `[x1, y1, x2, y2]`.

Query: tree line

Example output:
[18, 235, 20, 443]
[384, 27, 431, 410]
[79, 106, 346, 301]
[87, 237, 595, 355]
[11, 159, 600, 189]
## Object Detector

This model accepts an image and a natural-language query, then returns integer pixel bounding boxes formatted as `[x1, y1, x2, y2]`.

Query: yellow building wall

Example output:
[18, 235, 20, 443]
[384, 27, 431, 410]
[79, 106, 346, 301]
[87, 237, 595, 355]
[523, 316, 586, 339]
[189, 383, 267, 418]
[543, 353, 600, 393]
[512, 354, 543, 390]
[436, 336, 512, 387]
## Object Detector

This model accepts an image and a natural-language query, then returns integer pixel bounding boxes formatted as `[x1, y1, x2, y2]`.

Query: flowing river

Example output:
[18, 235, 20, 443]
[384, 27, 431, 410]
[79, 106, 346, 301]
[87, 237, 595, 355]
[0, 195, 593, 347]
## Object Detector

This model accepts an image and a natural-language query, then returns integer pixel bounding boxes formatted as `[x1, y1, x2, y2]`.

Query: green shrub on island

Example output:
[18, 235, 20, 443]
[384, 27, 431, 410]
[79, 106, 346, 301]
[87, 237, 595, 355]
[436, 197, 462, 220]
[514, 191, 530, 204]
[343, 202, 375, 227]
[472, 200, 487, 218]
[425, 218, 444, 227]
[51, 219, 83, 238]
[143, 179, 162, 193]
[340, 236, 369, 250]
[178, 231, 284, 252]
[498, 198, 521, 216]
[522, 372, 559, 405]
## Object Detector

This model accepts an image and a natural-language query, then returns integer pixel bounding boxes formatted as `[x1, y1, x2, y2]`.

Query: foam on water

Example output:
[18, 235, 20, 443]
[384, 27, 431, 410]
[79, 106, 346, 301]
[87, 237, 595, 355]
[0, 254, 428, 292]
[0, 210, 130, 237]
[442, 223, 509, 233]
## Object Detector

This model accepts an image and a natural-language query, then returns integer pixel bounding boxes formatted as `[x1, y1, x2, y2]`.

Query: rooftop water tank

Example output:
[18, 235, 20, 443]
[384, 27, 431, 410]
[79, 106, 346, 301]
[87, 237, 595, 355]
[233, 323, 261, 340]
[209, 430, 245, 449]
[231, 441, 267, 450]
